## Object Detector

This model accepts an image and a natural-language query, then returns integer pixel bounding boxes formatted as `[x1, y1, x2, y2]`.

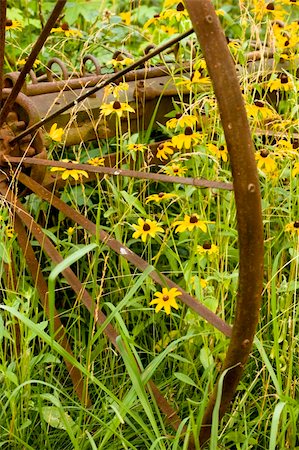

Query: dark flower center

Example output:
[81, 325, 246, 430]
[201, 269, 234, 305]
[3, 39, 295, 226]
[175, 113, 182, 119]
[6, 19, 12, 26]
[162, 295, 169, 301]
[185, 127, 193, 135]
[254, 100, 264, 108]
[61, 22, 69, 31]
[291, 0, 296, 3]
[158, 192, 165, 198]
[143, 223, 151, 231]
[280, 74, 289, 84]
[266, 2, 275, 10]
[173, 167, 179, 173]
[113, 101, 121, 110]
[154, 14, 160, 18]
[189, 215, 198, 224]
[294, 221, 299, 228]
[203, 242, 212, 250]
[284, 39, 290, 47]
[260, 149, 269, 158]
[177, 2, 185, 11]
[219, 145, 225, 151]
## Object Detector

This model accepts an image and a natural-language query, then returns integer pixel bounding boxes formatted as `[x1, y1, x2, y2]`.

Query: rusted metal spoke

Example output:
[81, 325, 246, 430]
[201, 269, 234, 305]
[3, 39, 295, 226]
[13, 212, 91, 406]
[1, 185, 185, 435]
[0, 0, 7, 104]
[18, 172, 232, 337]
[185, 0, 264, 446]
[7, 157, 233, 191]
[0, 0, 67, 127]
[10, 28, 194, 145]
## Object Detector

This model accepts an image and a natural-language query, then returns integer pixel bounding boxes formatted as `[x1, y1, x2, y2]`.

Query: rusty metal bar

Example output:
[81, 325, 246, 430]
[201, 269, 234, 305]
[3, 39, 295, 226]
[184, 0, 264, 446]
[10, 27, 194, 145]
[13, 212, 91, 407]
[0, 0, 7, 104]
[17, 172, 232, 337]
[0, 0, 67, 127]
[7, 157, 234, 191]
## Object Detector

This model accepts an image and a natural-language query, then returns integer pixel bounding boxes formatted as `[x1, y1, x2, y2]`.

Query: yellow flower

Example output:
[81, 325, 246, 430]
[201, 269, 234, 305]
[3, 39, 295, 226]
[17, 58, 41, 68]
[66, 227, 75, 236]
[5, 225, 15, 238]
[50, 160, 89, 181]
[246, 100, 276, 122]
[285, 221, 299, 234]
[100, 101, 135, 118]
[143, 14, 161, 29]
[132, 218, 164, 242]
[51, 24, 82, 37]
[177, 70, 211, 90]
[127, 143, 148, 152]
[48, 123, 64, 142]
[197, 242, 219, 257]
[145, 192, 178, 203]
[87, 157, 105, 166]
[119, 11, 131, 25]
[191, 275, 208, 289]
[107, 56, 134, 69]
[161, 3, 189, 21]
[105, 82, 129, 98]
[166, 113, 198, 130]
[275, 139, 296, 157]
[267, 74, 294, 92]
[149, 287, 181, 315]
[172, 214, 209, 233]
[255, 149, 277, 173]
[164, 163, 187, 177]
[207, 143, 229, 162]
[171, 127, 203, 150]
[272, 23, 299, 50]
[292, 162, 299, 176]
[5, 19, 22, 31]
[251, 1, 285, 21]
[156, 141, 174, 160]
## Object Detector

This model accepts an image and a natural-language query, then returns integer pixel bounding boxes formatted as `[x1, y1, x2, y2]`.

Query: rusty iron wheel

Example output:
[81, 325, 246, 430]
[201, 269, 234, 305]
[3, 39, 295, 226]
[0, 1, 263, 447]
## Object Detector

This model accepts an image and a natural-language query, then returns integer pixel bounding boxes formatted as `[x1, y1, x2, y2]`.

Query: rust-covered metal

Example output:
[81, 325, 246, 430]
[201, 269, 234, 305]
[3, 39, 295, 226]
[184, 0, 264, 445]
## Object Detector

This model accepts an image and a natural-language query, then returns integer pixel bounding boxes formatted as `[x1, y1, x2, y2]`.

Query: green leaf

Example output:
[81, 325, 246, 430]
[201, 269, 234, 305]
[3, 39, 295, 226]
[174, 372, 197, 388]
[41, 406, 75, 430]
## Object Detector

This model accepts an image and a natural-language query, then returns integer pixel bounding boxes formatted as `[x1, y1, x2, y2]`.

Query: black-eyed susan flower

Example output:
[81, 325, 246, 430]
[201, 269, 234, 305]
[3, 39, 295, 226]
[107, 56, 134, 69]
[255, 149, 277, 173]
[177, 70, 211, 90]
[156, 141, 174, 160]
[164, 163, 187, 177]
[197, 242, 219, 257]
[246, 100, 276, 122]
[149, 287, 181, 315]
[100, 101, 135, 118]
[145, 192, 178, 203]
[127, 143, 147, 152]
[17, 58, 41, 69]
[5, 19, 22, 31]
[143, 14, 161, 30]
[274, 139, 295, 157]
[207, 143, 229, 162]
[166, 113, 198, 130]
[105, 82, 129, 98]
[285, 221, 299, 234]
[119, 11, 131, 25]
[50, 160, 89, 181]
[191, 275, 208, 289]
[172, 214, 209, 233]
[267, 74, 294, 92]
[292, 162, 299, 176]
[161, 2, 189, 21]
[251, 1, 285, 21]
[48, 123, 64, 142]
[171, 127, 203, 150]
[132, 218, 164, 242]
[51, 23, 82, 37]
[87, 157, 105, 166]
[272, 22, 299, 50]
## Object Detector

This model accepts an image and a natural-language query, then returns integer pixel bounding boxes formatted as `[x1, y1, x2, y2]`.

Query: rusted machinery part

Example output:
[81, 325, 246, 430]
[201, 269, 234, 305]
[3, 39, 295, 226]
[7, 156, 234, 191]
[0, 0, 7, 103]
[0, 0, 67, 128]
[0, 89, 46, 184]
[1, 182, 186, 433]
[82, 54, 102, 76]
[46, 57, 69, 81]
[10, 28, 194, 146]
[184, 0, 263, 446]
